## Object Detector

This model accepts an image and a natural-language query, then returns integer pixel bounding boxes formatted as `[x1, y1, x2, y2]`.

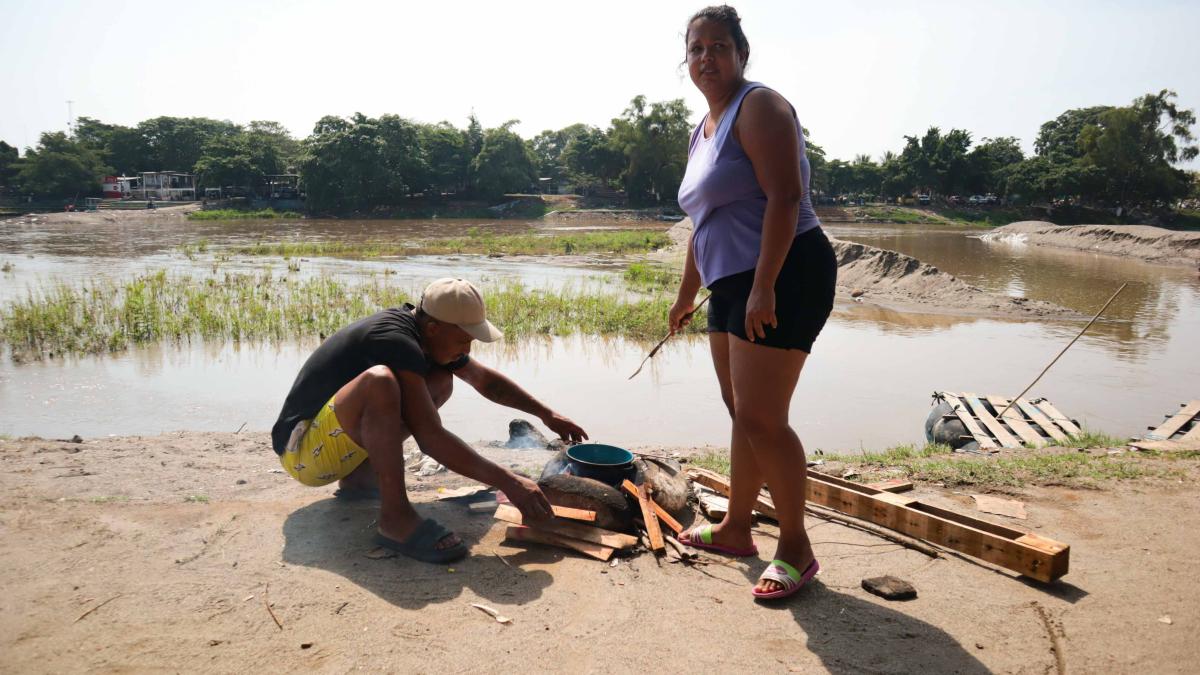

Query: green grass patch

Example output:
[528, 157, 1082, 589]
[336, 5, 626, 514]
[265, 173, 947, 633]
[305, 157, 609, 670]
[184, 494, 210, 503]
[623, 262, 680, 291]
[854, 206, 947, 224]
[1065, 428, 1127, 449]
[689, 441, 1186, 489]
[188, 208, 303, 221]
[689, 452, 732, 476]
[216, 230, 671, 259]
[91, 495, 130, 504]
[0, 271, 704, 359]
[821, 443, 954, 465]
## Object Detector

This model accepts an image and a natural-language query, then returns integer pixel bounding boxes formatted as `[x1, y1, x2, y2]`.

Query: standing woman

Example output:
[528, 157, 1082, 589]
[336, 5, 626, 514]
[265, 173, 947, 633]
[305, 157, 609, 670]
[673, 5, 837, 601]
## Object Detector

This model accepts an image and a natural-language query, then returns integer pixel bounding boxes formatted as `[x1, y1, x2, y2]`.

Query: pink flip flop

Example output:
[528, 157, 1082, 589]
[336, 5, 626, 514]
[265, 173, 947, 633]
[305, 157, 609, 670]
[752, 558, 820, 601]
[678, 524, 759, 557]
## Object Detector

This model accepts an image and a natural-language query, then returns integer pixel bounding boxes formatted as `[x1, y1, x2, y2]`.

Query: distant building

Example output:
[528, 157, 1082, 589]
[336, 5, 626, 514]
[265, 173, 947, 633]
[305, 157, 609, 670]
[138, 172, 196, 201]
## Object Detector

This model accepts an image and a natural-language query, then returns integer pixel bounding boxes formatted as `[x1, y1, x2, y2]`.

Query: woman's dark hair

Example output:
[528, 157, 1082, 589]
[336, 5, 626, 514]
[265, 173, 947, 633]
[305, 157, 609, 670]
[686, 5, 750, 61]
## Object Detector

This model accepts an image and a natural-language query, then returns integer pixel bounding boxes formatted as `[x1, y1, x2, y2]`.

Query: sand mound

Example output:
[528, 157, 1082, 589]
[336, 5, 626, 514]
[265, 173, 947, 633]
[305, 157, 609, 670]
[987, 221, 1200, 267]
[829, 239, 1070, 317]
[663, 219, 1072, 318]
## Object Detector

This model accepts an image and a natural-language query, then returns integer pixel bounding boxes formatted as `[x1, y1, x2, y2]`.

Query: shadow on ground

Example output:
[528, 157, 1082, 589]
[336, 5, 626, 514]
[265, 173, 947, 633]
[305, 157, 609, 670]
[770, 580, 993, 674]
[281, 498, 553, 609]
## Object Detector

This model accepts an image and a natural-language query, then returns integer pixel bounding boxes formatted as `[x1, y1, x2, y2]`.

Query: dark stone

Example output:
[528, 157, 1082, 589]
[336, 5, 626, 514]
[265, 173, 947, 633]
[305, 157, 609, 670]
[636, 458, 692, 521]
[70, 434, 83, 444]
[925, 400, 971, 450]
[236, 479, 248, 485]
[504, 419, 550, 449]
[862, 575, 917, 601]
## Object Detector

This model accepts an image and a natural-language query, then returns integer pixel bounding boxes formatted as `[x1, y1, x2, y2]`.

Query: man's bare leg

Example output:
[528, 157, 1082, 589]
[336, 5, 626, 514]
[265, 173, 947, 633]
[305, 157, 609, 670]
[331, 366, 458, 550]
[337, 369, 453, 494]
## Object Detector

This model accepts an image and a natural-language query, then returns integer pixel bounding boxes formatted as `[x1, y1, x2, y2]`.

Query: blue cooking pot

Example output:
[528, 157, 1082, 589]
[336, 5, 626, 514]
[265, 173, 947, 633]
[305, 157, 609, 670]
[565, 443, 637, 486]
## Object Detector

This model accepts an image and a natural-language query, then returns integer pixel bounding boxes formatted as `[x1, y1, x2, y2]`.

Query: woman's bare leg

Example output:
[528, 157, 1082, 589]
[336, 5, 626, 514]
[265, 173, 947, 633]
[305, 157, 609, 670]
[728, 337, 813, 594]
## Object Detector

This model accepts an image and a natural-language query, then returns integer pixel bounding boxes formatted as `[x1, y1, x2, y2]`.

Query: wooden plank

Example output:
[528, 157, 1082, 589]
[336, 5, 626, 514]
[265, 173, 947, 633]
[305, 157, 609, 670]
[496, 493, 596, 522]
[620, 480, 683, 535]
[941, 393, 999, 450]
[630, 482, 665, 553]
[687, 467, 1071, 582]
[1033, 399, 1082, 436]
[549, 505, 597, 522]
[493, 504, 638, 549]
[1014, 398, 1070, 444]
[986, 396, 1047, 447]
[864, 478, 915, 493]
[504, 525, 614, 561]
[803, 474, 1069, 582]
[1146, 400, 1200, 440]
[963, 392, 1023, 448]
[688, 468, 778, 519]
[1131, 437, 1200, 453]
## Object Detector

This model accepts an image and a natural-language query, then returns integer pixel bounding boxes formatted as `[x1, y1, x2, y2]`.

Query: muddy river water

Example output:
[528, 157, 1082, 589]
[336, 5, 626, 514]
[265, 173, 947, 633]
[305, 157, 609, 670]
[1, 216, 1197, 451]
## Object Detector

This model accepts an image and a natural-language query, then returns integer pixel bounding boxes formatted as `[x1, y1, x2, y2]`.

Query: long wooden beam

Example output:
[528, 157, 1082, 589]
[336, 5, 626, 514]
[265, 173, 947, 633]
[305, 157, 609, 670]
[687, 468, 1069, 583]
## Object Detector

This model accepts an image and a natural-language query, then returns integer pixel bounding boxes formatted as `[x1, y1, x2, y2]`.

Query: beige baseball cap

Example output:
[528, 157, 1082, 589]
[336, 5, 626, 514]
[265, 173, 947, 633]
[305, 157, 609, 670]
[419, 278, 503, 343]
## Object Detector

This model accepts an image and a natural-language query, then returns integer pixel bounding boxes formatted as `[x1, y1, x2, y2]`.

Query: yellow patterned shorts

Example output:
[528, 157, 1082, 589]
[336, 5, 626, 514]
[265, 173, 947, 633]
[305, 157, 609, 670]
[279, 395, 368, 486]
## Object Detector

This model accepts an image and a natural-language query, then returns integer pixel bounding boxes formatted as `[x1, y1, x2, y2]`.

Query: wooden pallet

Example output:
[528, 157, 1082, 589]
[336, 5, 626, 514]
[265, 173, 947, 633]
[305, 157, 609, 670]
[688, 468, 1070, 583]
[1131, 400, 1200, 452]
[937, 392, 1080, 450]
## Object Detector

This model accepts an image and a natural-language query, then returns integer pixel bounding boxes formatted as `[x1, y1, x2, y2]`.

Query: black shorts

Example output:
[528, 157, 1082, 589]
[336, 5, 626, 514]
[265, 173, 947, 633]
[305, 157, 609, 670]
[706, 227, 837, 352]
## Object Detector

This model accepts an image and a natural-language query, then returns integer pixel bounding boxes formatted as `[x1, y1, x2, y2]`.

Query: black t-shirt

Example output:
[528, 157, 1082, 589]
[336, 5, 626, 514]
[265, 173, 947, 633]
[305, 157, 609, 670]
[270, 304, 468, 454]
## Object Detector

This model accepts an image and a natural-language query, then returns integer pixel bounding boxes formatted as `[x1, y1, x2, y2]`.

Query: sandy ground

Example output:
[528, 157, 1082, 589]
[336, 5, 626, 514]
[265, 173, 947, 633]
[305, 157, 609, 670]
[990, 222, 1200, 268]
[1, 432, 1197, 673]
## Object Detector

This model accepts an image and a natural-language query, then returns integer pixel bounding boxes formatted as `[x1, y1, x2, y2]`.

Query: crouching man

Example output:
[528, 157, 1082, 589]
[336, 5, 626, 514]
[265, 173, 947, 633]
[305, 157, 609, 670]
[271, 278, 588, 563]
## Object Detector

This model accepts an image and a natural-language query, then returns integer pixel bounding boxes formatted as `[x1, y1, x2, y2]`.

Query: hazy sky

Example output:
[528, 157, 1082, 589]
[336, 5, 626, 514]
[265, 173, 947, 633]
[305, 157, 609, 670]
[3, 0, 1198, 166]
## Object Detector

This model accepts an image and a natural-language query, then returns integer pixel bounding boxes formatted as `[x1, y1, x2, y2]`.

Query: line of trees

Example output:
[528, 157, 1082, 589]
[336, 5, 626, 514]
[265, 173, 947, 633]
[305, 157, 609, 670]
[811, 89, 1198, 211]
[1, 89, 1195, 213]
[0, 95, 696, 211]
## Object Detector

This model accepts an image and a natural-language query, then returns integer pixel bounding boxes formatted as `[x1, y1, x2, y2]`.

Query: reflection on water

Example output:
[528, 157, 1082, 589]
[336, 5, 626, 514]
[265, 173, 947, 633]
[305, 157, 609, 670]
[2, 219, 1198, 449]
[828, 223, 1200, 361]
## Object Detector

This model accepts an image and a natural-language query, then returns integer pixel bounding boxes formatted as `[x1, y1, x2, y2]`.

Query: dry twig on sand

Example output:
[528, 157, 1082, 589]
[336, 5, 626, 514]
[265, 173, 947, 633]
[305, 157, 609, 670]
[74, 594, 123, 623]
[264, 584, 283, 630]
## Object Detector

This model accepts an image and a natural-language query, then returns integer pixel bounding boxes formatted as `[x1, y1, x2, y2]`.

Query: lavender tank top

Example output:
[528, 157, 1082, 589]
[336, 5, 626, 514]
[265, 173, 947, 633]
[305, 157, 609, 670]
[677, 81, 822, 287]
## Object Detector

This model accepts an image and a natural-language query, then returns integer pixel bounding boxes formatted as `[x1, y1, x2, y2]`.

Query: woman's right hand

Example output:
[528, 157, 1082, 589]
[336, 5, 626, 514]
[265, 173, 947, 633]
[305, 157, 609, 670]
[668, 297, 696, 334]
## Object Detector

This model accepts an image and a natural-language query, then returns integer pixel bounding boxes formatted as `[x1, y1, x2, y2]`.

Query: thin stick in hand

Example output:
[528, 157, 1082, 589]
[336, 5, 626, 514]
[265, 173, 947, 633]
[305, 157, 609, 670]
[628, 295, 710, 380]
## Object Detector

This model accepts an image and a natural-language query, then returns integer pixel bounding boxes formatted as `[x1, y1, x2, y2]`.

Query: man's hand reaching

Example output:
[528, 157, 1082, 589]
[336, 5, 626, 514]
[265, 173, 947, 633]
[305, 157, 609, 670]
[506, 474, 554, 523]
[543, 413, 588, 444]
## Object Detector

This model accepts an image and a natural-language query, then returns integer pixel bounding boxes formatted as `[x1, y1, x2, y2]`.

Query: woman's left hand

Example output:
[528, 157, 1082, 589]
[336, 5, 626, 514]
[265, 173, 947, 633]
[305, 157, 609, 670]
[744, 285, 777, 342]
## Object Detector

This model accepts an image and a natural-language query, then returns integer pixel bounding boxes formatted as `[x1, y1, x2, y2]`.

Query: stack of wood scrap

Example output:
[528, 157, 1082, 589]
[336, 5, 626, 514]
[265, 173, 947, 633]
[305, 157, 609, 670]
[496, 479, 688, 561]
[495, 502, 636, 561]
[686, 466, 1071, 583]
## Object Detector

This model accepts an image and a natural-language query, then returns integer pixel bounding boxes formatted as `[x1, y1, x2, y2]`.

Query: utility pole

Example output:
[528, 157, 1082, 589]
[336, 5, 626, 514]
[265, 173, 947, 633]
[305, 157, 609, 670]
[66, 100, 75, 134]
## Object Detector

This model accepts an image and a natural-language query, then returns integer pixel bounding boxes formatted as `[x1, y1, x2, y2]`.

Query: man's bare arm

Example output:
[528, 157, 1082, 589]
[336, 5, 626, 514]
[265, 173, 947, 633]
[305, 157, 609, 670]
[398, 371, 552, 520]
[455, 361, 588, 443]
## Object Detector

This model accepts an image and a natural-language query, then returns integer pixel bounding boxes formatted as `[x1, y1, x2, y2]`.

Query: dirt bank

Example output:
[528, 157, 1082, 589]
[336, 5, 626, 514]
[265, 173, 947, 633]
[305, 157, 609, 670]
[663, 219, 1076, 319]
[0, 202, 200, 227]
[545, 208, 683, 223]
[1, 432, 1195, 673]
[988, 221, 1200, 267]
